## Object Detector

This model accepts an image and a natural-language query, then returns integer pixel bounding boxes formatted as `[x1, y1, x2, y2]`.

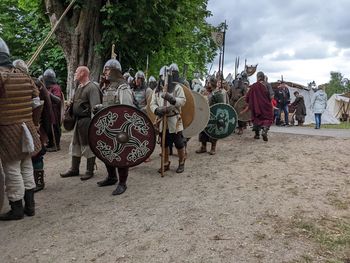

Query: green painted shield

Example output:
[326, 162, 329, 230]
[204, 103, 237, 139]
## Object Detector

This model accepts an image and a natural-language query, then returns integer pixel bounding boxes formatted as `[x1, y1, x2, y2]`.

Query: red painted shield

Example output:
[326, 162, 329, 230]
[88, 105, 156, 168]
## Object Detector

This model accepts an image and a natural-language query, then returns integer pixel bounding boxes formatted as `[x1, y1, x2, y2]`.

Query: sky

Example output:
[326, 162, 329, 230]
[206, 0, 350, 86]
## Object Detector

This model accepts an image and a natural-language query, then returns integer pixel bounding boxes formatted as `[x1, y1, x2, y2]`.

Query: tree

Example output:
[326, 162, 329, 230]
[325, 71, 345, 98]
[2, 0, 217, 98]
[43, 0, 217, 97]
[0, 0, 67, 91]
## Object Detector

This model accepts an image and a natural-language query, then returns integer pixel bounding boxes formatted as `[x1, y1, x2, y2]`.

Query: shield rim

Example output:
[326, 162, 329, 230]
[204, 103, 238, 140]
[182, 91, 210, 138]
[0, 161, 4, 213]
[88, 105, 156, 168]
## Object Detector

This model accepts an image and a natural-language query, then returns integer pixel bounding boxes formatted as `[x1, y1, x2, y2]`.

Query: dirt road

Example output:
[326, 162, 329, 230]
[1, 129, 350, 263]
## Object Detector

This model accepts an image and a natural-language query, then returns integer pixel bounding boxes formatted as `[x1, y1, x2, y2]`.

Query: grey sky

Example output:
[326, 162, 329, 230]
[207, 0, 350, 85]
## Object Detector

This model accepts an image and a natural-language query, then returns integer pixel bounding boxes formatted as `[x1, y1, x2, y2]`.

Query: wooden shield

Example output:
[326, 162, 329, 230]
[0, 160, 4, 213]
[234, 96, 251, 122]
[146, 83, 195, 129]
[183, 91, 210, 138]
[205, 103, 237, 139]
[88, 105, 156, 168]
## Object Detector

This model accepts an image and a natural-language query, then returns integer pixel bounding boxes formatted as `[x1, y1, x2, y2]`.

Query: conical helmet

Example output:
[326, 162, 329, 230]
[0, 37, 10, 55]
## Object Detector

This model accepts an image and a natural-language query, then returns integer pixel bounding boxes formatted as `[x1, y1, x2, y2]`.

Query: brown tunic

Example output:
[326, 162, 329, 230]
[0, 67, 41, 162]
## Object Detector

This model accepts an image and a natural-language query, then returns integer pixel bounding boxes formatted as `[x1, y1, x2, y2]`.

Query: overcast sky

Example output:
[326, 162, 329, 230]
[206, 0, 350, 85]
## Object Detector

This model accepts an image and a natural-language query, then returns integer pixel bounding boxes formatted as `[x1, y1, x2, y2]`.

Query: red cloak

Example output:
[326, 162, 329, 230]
[246, 81, 273, 127]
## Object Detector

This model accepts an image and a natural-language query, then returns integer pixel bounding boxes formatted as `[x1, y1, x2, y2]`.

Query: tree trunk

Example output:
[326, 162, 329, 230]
[44, 0, 104, 100]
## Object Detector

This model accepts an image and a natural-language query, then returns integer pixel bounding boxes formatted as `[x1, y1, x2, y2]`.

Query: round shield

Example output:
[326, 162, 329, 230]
[204, 103, 237, 139]
[183, 91, 210, 138]
[234, 96, 251, 122]
[146, 83, 195, 129]
[88, 105, 156, 168]
[0, 160, 4, 213]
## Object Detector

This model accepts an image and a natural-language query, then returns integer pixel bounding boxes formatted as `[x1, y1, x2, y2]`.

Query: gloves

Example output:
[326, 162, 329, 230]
[161, 92, 176, 105]
[154, 105, 176, 117]
[93, 104, 104, 114]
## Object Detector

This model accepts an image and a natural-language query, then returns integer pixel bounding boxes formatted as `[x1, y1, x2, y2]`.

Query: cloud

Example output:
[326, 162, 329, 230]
[206, 0, 350, 84]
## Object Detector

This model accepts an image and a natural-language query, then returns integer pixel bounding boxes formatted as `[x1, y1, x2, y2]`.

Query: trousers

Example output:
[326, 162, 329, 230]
[2, 155, 35, 201]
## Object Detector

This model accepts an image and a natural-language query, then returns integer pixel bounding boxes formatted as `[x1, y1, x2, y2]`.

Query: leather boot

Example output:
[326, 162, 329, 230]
[254, 128, 260, 139]
[97, 165, 118, 187]
[261, 127, 269, 142]
[81, 157, 95, 181]
[209, 141, 217, 155]
[34, 169, 45, 192]
[195, 142, 207, 154]
[24, 189, 35, 216]
[158, 148, 171, 173]
[60, 156, 80, 177]
[112, 168, 128, 195]
[176, 148, 186, 173]
[0, 200, 24, 221]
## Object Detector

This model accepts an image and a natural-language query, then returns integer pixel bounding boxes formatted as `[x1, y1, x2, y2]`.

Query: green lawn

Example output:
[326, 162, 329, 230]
[322, 122, 350, 129]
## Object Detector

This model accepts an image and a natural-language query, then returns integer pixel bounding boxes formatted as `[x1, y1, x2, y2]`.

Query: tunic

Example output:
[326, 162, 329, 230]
[70, 81, 101, 158]
[149, 83, 186, 133]
[0, 67, 41, 162]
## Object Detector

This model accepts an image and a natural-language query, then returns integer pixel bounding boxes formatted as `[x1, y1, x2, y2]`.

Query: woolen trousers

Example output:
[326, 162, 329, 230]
[2, 155, 35, 202]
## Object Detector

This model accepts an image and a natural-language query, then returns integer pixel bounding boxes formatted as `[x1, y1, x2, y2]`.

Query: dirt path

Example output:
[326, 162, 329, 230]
[1, 130, 350, 263]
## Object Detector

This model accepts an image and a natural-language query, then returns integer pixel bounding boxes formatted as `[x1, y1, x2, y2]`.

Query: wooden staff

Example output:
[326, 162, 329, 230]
[111, 44, 117, 59]
[27, 0, 77, 67]
[160, 68, 169, 177]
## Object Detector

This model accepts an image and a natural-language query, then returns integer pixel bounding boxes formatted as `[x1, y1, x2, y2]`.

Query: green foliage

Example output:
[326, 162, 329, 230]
[325, 71, 348, 98]
[0, 0, 67, 92]
[2, 0, 217, 89]
[100, 0, 217, 79]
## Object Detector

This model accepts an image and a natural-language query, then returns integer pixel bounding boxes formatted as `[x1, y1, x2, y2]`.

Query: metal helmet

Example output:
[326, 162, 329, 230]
[0, 37, 10, 55]
[257, 71, 265, 81]
[123, 72, 130, 79]
[159, 66, 167, 77]
[169, 63, 179, 72]
[127, 76, 134, 84]
[193, 72, 201, 79]
[148, 76, 156, 83]
[13, 59, 28, 73]
[43, 68, 56, 79]
[104, 59, 122, 71]
[135, 70, 145, 79]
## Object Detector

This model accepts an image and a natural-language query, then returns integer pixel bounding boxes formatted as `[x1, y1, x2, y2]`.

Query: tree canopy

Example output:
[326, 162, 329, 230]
[0, 0, 218, 95]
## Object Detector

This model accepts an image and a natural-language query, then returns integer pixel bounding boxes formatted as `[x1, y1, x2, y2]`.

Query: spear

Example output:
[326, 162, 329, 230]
[27, 0, 78, 67]
[160, 67, 169, 177]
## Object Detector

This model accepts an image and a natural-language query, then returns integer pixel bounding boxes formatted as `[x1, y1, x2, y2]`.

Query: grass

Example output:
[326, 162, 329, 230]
[321, 122, 350, 129]
[290, 216, 350, 261]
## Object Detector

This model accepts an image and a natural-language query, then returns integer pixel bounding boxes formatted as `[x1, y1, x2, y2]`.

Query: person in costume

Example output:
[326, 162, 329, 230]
[150, 64, 187, 173]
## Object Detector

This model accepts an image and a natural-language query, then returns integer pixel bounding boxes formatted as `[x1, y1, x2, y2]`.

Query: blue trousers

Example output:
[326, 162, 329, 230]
[315, 113, 322, 129]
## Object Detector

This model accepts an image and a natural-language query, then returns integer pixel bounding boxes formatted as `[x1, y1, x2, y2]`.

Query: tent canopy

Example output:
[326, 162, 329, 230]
[271, 81, 340, 125]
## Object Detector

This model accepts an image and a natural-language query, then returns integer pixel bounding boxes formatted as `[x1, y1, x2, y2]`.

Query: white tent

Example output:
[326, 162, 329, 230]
[327, 93, 350, 121]
[287, 86, 340, 125]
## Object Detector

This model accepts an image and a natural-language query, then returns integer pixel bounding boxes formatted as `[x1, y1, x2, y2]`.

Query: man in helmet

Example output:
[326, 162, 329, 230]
[95, 59, 134, 195]
[245, 71, 273, 141]
[228, 74, 249, 135]
[0, 38, 41, 220]
[132, 70, 152, 113]
[150, 64, 187, 173]
[148, 76, 157, 90]
[192, 72, 204, 93]
[43, 68, 64, 151]
[60, 66, 101, 181]
[196, 76, 224, 155]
